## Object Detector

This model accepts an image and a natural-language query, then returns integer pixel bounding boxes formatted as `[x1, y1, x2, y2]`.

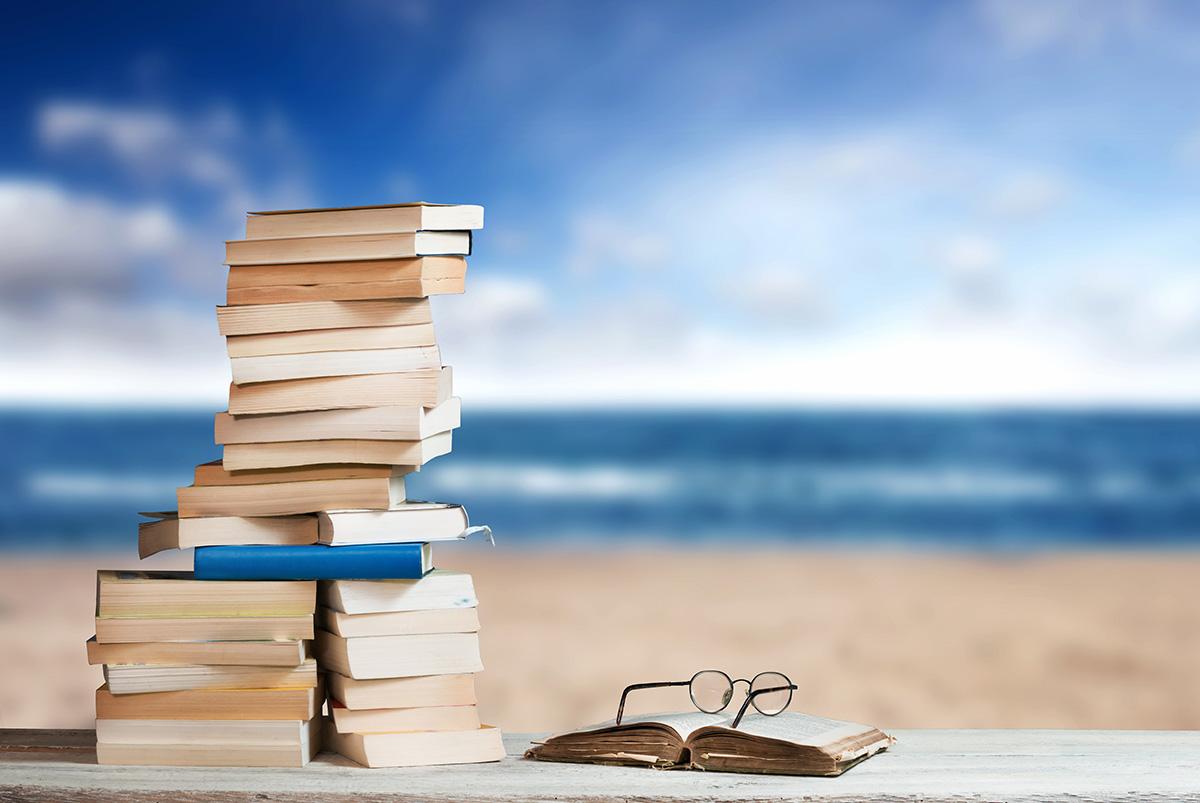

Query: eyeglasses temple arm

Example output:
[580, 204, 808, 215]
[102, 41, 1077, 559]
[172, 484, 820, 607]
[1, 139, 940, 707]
[615, 681, 691, 725]
[730, 684, 798, 729]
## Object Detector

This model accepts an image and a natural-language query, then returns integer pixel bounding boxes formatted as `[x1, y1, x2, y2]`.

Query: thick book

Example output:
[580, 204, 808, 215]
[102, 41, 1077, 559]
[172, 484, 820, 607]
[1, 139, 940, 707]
[320, 606, 480, 638]
[193, 543, 432, 581]
[223, 431, 452, 471]
[95, 570, 315, 618]
[526, 711, 894, 777]
[86, 636, 309, 667]
[227, 367, 452, 415]
[230, 345, 441, 385]
[225, 230, 471, 266]
[326, 722, 503, 768]
[193, 461, 401, 486]
[96, 717, 320, 768]
[138, 512, 316, 558]
[318, 502, 468, 545]
[103, 659, 318, 695]
[96, 683, 323, 721]
[330, 700, 480, 734]
[216, 398, 460, 444]
[327, 672, 477, 710]
[315, 630, 482, 680]
[244, 202, 484, 239]
[216, 298, 432, 337]
[225, 322, 437, 358]
[319, 570, 477, 614]
[176, 474, 406, 518]
[227, 257, 466, 305]
[94, 615, 313, 644]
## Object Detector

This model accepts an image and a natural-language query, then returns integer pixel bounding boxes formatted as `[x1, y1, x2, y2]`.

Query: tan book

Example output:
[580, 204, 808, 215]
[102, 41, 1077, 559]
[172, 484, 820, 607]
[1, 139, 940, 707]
[96, 717, 320, 767]
[320, 570, 477, 615]
[315, 630, 482, 680]
[226, 231, 470, 266]
[318, 502, 468, 546]
[86, 636, 309, 667]
[216, 398, 460, 445]
[227, 367, 452, 415]
[193, 461, 403, 486]
[226, 322, 437, 358]
[244, 203, 483, 239]
[217, 298, 431, 336]
[327, 672, 477, 710]
[96, 683, 323, 720]
[176, 475, 406, 518]
[138, 512, 316, 558]
[96, 571, 315, 618]
[231, 345, 441, 385]
[228, 256, 465, 289]
[95, 615, 314, 644]
[223, 431, 452, 471]
[526, 712, 894, 777]
[104, 658, 318, 695]
[330, 701, 480, 734]
[327, 723, 503, 768]
[227, 276, 464, 305]
[321, 606, 479, 638]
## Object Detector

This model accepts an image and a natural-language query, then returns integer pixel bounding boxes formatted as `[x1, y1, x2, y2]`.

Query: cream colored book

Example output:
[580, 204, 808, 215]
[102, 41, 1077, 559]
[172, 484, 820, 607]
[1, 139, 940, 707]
[315, 630, 482, 680]
[317, 502, 467, 546]
[228, 256, 466, 289]
[86, 636, 309, 667]
[217, 298, 431, 336]
[331, 701, 480, 734]
[104, 658, 318, 695]
[321, 606, 479, 638]
[227, 367, 452, 415]
[320, 570, 477, 615]
[193, 460, 407, 486]
[230, 345, 441, 385]
[244, 203, 483, 239]
[96, 683, 323, 721]
[223, 431, 452, 471]
[226, 322, 437, 358]
[227, 258, 466, 304]
[327, 672, 477, 710]
[95, 571, 315, 618]
[225, 230, 470, 266]
[95, 615, 313, 644]
[216, 398, 460, 444]
[176, 475, 406, 518]
[138, 512, 317, 557]
[327, 723, 504, 768]
[96, 717, 320, 768]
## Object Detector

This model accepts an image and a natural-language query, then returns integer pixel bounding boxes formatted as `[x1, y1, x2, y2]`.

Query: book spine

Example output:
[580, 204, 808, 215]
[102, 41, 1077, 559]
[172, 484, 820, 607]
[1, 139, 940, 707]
[193, 544, 428, 580]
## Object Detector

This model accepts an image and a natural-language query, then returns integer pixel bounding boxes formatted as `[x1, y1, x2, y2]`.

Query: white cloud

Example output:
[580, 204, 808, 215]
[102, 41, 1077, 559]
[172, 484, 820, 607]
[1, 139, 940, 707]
[977, 0, 1152, 55]
[725, 265, 827, 324]
[988, 173, 1068, 218]
[565, 214, 670, 275]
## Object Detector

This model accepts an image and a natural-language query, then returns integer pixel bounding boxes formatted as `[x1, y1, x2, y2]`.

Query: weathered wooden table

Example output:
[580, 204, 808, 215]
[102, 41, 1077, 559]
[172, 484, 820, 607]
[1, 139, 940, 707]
[2, 728, 1198, 801]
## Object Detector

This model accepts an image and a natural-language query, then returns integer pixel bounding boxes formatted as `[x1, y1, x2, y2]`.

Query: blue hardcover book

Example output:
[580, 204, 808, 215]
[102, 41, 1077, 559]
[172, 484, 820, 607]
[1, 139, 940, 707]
[193, 543, 432, 580]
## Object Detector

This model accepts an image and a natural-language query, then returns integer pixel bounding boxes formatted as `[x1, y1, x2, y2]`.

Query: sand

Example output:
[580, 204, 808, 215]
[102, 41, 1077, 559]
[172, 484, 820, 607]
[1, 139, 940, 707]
[1, 549, 1197, 733]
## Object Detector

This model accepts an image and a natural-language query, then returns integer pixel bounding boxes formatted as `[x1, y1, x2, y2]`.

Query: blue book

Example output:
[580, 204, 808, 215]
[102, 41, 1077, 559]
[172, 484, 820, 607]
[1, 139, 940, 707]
[193, 543, 431, 580]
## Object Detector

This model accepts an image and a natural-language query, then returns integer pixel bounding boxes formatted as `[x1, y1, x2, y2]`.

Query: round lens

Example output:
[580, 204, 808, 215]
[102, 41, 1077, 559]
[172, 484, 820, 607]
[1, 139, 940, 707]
[750, 672, 793, 716]
[689, 670, 734, 713]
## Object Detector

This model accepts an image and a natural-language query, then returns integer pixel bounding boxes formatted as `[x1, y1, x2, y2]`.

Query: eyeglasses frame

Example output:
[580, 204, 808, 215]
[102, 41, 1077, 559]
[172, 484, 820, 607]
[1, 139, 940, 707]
[614, 669, 797, 728]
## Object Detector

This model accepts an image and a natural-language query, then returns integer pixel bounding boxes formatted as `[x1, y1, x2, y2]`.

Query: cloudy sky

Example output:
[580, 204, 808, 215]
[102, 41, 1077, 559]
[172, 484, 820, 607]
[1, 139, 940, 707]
[3, 0, 1200, 406]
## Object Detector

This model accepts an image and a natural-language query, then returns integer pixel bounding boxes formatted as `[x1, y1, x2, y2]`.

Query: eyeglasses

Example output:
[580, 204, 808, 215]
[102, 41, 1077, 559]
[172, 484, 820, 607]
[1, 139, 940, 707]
[615, 670, 796, 728]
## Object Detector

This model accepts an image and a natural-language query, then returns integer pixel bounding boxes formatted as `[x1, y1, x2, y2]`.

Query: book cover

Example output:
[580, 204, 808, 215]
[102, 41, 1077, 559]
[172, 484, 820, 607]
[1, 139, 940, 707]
[193, 543, 431, 580]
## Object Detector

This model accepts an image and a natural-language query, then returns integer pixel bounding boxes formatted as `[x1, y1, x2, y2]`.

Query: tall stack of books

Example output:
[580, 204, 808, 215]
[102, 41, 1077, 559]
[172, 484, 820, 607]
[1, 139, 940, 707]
[89, 202, 504, 768]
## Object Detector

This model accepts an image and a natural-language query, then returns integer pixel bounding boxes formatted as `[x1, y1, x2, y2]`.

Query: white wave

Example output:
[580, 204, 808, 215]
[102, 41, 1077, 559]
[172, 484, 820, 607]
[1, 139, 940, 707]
[26, 471, 177, 500]
[420, 463, 677, 500]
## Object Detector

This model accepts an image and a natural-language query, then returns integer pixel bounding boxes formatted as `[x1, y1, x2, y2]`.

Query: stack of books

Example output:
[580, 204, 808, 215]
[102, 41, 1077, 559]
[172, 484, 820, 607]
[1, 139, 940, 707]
[89, 202, 503, 768]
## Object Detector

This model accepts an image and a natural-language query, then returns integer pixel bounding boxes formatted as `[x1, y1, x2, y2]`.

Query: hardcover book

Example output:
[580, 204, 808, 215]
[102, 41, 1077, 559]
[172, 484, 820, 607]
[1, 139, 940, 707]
[193, 543, 432, 581]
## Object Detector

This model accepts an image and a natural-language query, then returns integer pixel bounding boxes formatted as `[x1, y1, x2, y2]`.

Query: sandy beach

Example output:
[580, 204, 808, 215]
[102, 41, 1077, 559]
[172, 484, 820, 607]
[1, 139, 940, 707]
[1, 549, 1197, 734]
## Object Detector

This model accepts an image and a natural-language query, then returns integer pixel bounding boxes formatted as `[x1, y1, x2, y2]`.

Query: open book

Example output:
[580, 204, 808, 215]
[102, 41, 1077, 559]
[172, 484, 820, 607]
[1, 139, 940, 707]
[525, 711, 893, 776]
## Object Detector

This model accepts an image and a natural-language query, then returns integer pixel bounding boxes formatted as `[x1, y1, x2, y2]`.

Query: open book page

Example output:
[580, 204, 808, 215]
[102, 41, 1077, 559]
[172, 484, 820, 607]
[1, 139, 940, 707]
[621, 711, 730, 740]
[731, 711, 877, 747]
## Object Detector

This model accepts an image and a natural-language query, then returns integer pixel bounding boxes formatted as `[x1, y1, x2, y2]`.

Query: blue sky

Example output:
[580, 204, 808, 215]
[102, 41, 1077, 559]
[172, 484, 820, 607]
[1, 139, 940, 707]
[3, 0, 1200, 406]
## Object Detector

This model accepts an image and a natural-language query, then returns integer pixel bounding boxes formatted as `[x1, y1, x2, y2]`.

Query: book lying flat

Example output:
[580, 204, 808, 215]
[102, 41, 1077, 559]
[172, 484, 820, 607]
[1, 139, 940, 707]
[216, 298, 432, 337]
[104, 658, 318, 695]
[320, 606, 480, 638]
[229, 258, 466, 290]
[326, 722, 503, 768]
[175, 474, 406, 518]
[96, 683, 323, 720]
[138, 512, 317, 558]
[225, 230, 471, 266]
[330, 700, 480, 734]
[318, 502, 468, 545]
[226, 262, 466, 304]
[95, 615, 314, 644]
[316, 630, 483, 680]
[222, 431, 452, 471]
[194, 543, 431, 581]
[86, 636, 309, 667]
[96, 571, 315, 618]
[225, 322, 437, 358]
[193, 461, 405, 486]
[526, 711, 894, 777]
[327, 672, 477, 711]
[230, 345, 442, 385]
[244, 203, 484, 239]
[96, 717, 320, 768]
[215, 398, 460, 444]
[227, 367, 452, 415]
[320, 570, 477, 615]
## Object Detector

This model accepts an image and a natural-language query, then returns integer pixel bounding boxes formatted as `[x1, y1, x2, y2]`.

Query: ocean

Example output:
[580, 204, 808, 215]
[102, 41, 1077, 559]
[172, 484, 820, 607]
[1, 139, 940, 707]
[4, 408, 1200, 551]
